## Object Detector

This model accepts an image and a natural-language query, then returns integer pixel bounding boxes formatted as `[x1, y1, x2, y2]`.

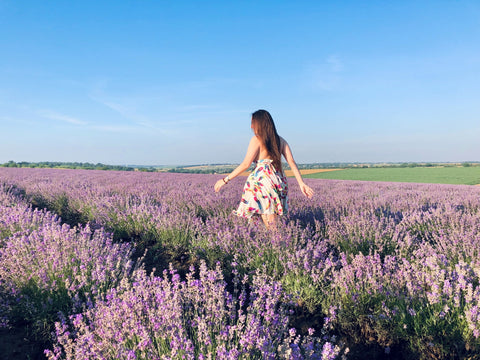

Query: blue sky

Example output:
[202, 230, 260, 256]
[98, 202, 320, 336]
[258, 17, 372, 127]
[1, 1, 479, 165]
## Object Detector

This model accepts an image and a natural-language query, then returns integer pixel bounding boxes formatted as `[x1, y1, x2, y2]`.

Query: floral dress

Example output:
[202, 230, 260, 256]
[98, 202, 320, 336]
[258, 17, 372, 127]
[233, 159, 288, 218]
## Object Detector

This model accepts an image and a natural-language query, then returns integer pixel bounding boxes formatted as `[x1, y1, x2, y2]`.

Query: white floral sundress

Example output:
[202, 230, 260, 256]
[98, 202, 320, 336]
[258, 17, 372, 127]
[233, 159, 288, 218]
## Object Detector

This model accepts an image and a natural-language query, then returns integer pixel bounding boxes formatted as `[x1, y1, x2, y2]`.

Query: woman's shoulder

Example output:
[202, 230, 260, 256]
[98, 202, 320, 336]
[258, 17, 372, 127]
[247, 135, 262, 151]
[250, 135, 261, 145]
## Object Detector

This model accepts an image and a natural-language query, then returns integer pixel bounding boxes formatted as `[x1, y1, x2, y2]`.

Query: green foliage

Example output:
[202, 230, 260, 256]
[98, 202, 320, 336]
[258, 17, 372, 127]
[3, 160, 18, 167]
[0, 161, 136, 171]
[168, 164, 241, 174]
[29, 192, 88, 228]
[282, 272, 323, 313]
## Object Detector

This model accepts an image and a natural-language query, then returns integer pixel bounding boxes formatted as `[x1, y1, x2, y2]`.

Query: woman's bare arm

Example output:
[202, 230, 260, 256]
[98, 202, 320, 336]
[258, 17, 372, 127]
[214, 136, 259, 192]
[281, 138, 314, 198]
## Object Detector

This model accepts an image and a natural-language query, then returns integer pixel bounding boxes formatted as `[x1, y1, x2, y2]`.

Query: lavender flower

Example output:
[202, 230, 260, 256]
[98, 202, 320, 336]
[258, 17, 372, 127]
[46, 261, 333, 359]
[2, 167, 480, 357]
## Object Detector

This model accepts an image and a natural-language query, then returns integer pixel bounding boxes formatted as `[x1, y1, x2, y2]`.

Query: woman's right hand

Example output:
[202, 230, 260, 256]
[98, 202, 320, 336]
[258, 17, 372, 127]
[300, 183, 314, 198]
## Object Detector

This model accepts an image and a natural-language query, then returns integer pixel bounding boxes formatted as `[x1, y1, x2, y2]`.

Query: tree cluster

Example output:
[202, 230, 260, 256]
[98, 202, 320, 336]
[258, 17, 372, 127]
[0, 161, 135, 171]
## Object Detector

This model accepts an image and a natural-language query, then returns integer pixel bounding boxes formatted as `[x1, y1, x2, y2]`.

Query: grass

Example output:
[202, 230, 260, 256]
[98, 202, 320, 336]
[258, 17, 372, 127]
[303, 166, 480, 185]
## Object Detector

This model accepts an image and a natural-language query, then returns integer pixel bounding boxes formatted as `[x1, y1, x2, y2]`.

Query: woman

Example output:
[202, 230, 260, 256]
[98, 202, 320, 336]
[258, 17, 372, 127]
[214, 109, 314, 228]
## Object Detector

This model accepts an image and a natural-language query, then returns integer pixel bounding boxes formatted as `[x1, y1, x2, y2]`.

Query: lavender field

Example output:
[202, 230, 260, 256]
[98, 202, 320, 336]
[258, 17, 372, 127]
[1, 167, 480, 359]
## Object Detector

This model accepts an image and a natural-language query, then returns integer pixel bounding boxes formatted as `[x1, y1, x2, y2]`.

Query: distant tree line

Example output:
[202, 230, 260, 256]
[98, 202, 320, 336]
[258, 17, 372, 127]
[0, 161, 137, 171]
[394, 162, 479, 168]
[2, 160, 478, 174]
[168, 166, 239, 174]
[167, 161, 480, 174]
[296, 162, 479, 169]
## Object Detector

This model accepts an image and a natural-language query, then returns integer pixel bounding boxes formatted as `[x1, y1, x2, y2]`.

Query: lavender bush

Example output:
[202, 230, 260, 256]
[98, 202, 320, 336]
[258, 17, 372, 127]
[2, 167, 480, 358]
[0, 184, 135, 336]
[45, 261, 341, 360]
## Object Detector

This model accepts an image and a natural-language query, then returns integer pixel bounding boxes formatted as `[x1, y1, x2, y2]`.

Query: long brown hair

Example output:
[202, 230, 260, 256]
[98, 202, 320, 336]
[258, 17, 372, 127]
[251, 109, 283, 173]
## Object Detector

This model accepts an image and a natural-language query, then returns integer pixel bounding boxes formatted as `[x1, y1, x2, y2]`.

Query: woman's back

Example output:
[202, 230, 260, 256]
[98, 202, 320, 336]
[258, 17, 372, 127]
[253, 135, 286, 164]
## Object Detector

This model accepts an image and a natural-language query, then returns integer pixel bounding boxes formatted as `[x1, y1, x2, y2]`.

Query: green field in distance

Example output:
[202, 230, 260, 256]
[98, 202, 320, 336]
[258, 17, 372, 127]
[304, 166, 480, 185]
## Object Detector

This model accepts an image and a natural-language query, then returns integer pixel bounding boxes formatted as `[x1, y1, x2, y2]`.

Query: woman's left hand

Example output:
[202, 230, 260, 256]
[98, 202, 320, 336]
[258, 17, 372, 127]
[214, 179, 226, 192]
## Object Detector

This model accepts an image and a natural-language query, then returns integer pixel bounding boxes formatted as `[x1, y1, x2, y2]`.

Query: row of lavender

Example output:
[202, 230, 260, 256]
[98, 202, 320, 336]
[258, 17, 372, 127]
[0, 168, 339, 359]
[1, 167, 480, 358]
